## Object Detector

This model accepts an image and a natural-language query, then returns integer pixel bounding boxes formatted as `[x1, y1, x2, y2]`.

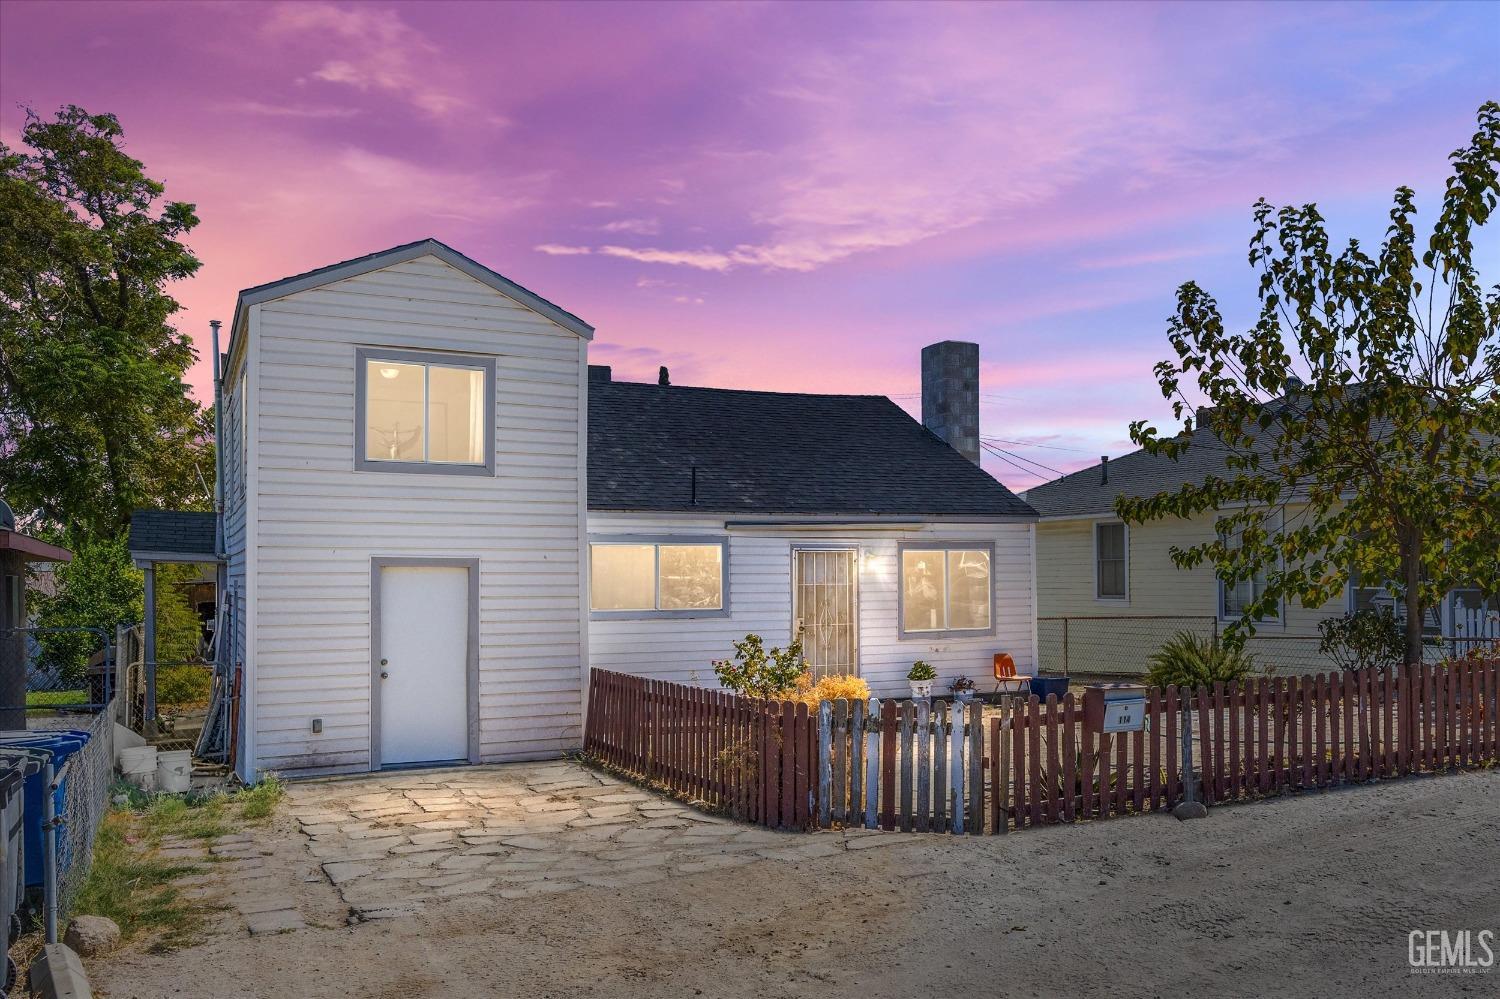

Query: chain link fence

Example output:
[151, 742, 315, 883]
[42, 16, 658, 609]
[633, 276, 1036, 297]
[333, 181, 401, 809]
[1038, 615, 1474, 679]
[26, 703, 117, 912]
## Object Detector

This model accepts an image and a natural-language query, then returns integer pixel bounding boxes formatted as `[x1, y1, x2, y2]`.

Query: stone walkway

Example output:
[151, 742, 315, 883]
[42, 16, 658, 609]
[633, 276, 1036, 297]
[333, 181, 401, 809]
[286, 760, 854, 922]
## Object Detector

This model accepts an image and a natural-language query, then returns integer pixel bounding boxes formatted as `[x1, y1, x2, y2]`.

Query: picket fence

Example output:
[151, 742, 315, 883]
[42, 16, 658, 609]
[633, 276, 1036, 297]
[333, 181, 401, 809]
[582, 660, 1500, 834]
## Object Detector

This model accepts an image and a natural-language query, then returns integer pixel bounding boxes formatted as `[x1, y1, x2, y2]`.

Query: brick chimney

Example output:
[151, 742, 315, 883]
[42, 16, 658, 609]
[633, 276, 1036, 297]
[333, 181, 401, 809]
[921, 341, 980, 463]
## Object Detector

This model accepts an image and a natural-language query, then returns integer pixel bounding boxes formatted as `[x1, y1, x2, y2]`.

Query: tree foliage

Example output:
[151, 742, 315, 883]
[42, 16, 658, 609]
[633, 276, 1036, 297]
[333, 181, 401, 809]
[0, 105, 211, 539]
[1118, 102, 1500, 664]
[1317, 609, 1404, 673]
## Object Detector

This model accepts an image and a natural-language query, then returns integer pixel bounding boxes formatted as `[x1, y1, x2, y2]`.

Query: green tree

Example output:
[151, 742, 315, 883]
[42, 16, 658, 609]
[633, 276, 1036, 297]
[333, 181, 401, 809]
[28, 533, 142, 687]
[1118, 102, 1500, 665]
[0, 105, 211, 538]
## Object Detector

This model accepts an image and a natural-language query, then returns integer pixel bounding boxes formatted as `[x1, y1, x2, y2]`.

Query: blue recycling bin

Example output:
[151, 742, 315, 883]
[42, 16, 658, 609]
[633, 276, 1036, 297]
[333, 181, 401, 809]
[1029, 675, 1070, 701]
[0, 730, 92, 889]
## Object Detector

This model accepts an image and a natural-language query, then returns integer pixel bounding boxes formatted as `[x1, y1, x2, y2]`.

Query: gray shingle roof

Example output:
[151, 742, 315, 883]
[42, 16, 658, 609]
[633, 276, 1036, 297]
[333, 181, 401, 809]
[589, 380, 1036, 518]
[128, 510, 217, 558]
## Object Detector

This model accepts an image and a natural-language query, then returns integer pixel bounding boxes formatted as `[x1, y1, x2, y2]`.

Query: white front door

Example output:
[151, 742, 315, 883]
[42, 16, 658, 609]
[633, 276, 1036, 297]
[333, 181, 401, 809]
[793, 548, 859, 679]
[377, 564, 471, 766]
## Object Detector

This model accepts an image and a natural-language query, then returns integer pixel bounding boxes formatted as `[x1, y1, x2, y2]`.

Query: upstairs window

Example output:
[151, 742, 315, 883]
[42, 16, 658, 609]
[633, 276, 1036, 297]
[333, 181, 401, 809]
[1095, 523, 1127, 600]
[590, 539, 727, 617]
[355, 348, 494, 475]
[899, 544, 993, 637]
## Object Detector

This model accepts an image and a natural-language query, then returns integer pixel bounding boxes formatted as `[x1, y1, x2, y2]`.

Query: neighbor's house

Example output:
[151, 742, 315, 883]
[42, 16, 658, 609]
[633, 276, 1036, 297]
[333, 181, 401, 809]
[132, 240, 1038, 781]
[1022, 426, 1498, 678]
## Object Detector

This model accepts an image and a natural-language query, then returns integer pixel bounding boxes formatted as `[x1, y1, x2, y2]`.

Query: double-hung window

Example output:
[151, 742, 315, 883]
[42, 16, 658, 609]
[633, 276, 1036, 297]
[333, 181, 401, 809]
[590, 538, 727, 617]
[898, 544, 994, 637]
[1095, 523, 1127, 600]
[1217, 511, 1279, 621]
[356, 347, 495, 475]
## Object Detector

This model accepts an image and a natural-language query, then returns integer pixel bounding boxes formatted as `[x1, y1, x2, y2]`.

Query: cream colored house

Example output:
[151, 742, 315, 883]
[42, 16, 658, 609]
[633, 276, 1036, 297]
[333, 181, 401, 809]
[1023, 444, 1496, 677]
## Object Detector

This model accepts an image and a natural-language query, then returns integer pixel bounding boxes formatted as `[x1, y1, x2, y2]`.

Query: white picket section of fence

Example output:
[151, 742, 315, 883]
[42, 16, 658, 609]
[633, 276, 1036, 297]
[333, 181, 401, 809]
[950, 699, 965, 835]
[864, 697, 879, 829]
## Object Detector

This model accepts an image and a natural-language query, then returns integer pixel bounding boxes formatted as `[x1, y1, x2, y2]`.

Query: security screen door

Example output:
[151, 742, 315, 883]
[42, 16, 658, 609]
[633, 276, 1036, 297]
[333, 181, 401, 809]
[793, 548, 858, 679]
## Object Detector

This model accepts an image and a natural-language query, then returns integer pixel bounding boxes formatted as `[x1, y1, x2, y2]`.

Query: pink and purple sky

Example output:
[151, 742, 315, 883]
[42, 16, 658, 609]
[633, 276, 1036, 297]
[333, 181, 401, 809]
[3, 1, 1496, 488]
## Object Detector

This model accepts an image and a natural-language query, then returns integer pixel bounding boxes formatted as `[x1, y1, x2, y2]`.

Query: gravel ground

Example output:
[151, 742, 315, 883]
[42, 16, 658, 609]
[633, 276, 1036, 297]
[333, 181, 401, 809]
[91, 766, 1499, 999]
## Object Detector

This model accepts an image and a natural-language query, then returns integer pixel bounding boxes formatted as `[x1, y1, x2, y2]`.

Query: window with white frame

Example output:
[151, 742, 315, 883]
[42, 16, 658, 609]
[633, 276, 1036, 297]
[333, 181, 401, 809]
[899, 545, 993, 636]
[1095, 522, 1127, 600]
[1217, 511, 1279, 621]
[356, 348, 494, 474]
[590, 540, 726, 615]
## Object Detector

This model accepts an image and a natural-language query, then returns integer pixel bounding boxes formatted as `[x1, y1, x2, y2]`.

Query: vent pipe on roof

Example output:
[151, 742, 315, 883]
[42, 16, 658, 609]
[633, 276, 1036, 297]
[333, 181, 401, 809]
[921, 340, 980, 464]
[658, 366, 670, 386]
[1100, 455, 1109, 485]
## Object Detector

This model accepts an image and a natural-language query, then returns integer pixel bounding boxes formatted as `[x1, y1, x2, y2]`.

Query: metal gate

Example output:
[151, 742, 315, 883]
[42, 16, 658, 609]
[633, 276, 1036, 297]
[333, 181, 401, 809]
[792, 548, 858, 678]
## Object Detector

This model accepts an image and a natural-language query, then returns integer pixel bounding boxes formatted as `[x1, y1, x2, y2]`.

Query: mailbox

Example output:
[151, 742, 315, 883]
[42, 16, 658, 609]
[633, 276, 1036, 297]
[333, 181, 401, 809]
[1083, 683, 1148, 733]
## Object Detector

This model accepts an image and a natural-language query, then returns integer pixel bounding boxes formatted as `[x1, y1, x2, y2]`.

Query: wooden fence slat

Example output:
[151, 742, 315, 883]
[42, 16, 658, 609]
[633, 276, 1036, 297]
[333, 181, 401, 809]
[991, 713, 1005, 833]
[864, 698, 879, 829]
[969, 700, 984, 835]
[1044, 695, 1060, 824]
[1132, 691, 1146, 814]
[951, 699, 966, 834]
[915, 699, 931, 833]
[880, 699, 897, 831]
[899, 701, 915, 833]
[1013, 699, 1028, 827]
[818, 701, 832, 828]
[849, 699, 864, 823]
[1257, 677, 1272, 794]
[1228, 682, 1242, 799]
[1147, 688, 1161, 810]
[1300, 677, 1314, 790]
[1196, 685, 1213, 806]
[1030, 696, 1046, 827]
[1271, 678, 1285, 793]
[1211, 681, 1226, 802]
[1063, 694, 1078, 822]
[933, 700, 948, 831]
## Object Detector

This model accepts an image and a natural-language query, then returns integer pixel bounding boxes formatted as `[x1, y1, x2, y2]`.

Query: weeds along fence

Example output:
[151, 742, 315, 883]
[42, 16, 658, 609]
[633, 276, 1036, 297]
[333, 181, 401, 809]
[584, 661, 1500, 834]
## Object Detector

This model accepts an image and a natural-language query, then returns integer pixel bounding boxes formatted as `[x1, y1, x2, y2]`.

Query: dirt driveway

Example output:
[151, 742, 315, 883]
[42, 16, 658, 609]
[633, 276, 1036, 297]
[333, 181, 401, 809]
[92, 762, 1499, 999]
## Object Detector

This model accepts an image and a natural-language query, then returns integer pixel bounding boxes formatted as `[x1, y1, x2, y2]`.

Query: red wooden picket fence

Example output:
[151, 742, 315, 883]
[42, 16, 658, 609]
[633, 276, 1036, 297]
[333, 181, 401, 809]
[584, 660, 1500, 834]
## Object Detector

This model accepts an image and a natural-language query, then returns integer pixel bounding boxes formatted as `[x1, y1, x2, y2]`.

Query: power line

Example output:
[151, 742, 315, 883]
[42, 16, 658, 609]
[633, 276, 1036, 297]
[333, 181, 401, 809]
[980, 436, 1091, 454]
[980, 440, 1067, 478]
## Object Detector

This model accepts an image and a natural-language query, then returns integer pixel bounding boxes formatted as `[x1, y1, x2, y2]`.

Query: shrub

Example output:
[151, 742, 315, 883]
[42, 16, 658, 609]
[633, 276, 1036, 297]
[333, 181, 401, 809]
[791, 672, 871, 706]
[155, 664, 212, 706]
[1145, 631, 1262, 688]
[907, 660, 937, 682]
[712, 633, 806, 700]
[1318, 608, 1404, 672]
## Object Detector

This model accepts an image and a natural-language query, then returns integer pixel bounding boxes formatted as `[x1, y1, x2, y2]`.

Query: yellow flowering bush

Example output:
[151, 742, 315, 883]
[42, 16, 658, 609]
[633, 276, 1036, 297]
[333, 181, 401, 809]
[790, 672, 871, 706]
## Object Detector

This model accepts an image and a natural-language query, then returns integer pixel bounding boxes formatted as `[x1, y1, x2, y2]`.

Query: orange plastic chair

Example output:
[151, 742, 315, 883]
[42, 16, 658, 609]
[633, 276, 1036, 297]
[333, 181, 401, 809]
[993, 652, 1032, 696]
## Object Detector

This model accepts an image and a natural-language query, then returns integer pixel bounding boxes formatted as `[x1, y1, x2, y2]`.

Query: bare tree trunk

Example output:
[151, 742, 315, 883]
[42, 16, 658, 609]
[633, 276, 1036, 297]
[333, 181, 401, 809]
[1400, 524, 1425, 666]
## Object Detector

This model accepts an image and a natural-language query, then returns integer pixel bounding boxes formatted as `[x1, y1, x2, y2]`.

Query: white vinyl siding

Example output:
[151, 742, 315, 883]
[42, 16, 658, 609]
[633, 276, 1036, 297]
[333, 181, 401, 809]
[586, 513, 1035, 698]
[243, 254, 586, 776]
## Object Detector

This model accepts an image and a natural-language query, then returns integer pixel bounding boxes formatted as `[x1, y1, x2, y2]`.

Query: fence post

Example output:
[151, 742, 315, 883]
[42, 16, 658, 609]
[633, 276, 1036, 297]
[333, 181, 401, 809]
[43, 759, 60, 944]
[1173, 689, 1207, 820]
[817, 701, 832, 829]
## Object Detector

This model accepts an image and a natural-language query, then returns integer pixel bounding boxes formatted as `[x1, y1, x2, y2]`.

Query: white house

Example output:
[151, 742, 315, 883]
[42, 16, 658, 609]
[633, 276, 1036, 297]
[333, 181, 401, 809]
[132, 240, 1039, 781]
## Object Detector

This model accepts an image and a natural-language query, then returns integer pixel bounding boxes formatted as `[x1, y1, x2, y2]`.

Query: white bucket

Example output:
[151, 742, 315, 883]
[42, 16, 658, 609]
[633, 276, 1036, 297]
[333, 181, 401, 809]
[156, 750, 193, 794]
[119, 746, 158, 792]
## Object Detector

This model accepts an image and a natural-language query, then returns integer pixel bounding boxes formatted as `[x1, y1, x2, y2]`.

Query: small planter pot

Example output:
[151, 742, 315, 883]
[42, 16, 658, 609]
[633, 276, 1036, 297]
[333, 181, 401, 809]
[909, 680, 934, 700]
[953, 689, 977, 703]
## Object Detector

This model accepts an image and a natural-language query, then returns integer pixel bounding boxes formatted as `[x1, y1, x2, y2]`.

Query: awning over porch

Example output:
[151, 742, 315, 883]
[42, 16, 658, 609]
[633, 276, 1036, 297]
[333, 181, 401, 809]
[127, 510, 219, 567]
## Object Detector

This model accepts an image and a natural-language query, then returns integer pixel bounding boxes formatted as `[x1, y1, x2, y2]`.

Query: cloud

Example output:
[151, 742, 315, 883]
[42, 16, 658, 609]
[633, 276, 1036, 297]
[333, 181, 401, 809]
[599, 217, 661, 235]
[535, 243, 593, 256]
[217, 99, 361, 119]
[598, 245, 734, 271]
[266, 2, 474, 118]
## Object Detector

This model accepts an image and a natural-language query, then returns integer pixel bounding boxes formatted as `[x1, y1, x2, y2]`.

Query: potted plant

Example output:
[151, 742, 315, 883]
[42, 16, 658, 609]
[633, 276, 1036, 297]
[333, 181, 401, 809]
[950, 675, 977, 702]
[907, 660, 936, 699]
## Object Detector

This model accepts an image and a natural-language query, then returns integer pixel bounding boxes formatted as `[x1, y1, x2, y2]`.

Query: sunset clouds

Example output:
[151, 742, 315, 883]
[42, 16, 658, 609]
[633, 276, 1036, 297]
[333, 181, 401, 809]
[2, 0, 1494, 488]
